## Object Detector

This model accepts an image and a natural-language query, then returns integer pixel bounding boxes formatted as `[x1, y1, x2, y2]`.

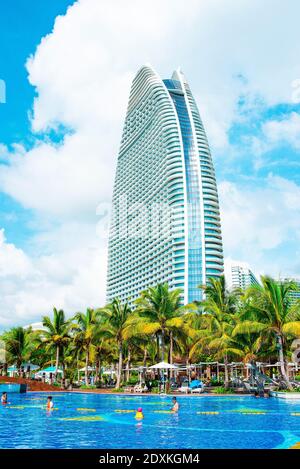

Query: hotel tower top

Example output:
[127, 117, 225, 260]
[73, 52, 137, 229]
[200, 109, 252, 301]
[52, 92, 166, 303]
[106, 65, 223, 305]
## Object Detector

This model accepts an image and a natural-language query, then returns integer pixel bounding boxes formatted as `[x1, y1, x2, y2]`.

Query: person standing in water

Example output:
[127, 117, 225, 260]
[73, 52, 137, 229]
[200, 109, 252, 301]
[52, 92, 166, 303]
[171, 397, 179, 412]
[46, 396, 54, 410]
[1, 392, 8, 404]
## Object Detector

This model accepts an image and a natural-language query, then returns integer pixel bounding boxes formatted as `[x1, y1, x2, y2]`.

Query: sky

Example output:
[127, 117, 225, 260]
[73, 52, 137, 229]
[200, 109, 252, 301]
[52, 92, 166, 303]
[0, 0, 300, 328]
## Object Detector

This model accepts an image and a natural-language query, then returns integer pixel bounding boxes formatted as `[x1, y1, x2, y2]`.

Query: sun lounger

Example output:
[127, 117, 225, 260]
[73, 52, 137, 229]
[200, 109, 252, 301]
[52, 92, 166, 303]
[124, 386, 134, 393]
[190, 386, 205, 394]
[133, 384, 148, 393]
[177, 385, 190, 394]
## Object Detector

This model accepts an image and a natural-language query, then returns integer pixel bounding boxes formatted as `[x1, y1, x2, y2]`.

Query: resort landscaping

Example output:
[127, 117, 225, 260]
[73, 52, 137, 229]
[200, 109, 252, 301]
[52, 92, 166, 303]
[1, 275, 300, 396]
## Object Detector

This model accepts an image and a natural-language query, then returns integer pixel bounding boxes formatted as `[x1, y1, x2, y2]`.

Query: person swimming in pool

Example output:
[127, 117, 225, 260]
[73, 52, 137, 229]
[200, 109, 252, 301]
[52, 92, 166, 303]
[46, 396, 54, 410]
[135, 407, 144, 420]
[1, 392, 8, 404]
[171, 397, 179, 412]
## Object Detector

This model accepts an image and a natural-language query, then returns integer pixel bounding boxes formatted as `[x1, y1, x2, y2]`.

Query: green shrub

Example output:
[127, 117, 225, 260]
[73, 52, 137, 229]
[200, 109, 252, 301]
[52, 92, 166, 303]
[151, 387, 159, 394]
[277, 387, 300, 393]
[147, 379, 159, 388]
[214, 386, 235, 394]
[125, 377, 139, 385]
[210, 378, 223, 386]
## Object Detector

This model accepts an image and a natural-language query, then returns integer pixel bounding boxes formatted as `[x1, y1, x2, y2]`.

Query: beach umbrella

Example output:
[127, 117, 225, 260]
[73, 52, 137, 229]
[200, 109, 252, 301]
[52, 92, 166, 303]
[78, 366, 95, 372]
[149, 361, 178, 369]
[149, 362, 178, 393]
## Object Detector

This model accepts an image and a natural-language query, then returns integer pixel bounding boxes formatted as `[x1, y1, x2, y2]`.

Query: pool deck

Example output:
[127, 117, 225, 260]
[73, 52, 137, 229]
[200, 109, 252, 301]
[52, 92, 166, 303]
[0, 376, 251, 396]
[0, 376, 64, 392]
[31, 389, 249, 397]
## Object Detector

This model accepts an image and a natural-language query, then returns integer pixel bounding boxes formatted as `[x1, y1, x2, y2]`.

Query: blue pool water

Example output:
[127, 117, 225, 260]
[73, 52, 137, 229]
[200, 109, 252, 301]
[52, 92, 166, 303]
[0, 383, 23, 393]
[0, 393, 300, 449]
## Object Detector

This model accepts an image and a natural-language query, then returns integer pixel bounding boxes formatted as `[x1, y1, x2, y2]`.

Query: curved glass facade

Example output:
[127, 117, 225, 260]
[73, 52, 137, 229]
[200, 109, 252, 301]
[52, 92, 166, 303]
[106, 65, 223, 305]
[163, 78, 203, 302]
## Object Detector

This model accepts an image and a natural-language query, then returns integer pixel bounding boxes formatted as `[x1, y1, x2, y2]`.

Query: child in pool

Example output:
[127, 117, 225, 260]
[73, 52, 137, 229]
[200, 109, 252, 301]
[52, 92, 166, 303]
[135, 407, 144, 420]
[1, 392, 8, 404]
[46, 396, 54, 410]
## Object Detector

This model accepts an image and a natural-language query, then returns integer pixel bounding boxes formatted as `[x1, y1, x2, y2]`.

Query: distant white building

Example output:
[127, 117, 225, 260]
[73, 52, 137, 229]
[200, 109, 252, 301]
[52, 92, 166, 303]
[24, 322, 44, 331]
[226, 262, 259, 290]
[283, 278, 300, 304]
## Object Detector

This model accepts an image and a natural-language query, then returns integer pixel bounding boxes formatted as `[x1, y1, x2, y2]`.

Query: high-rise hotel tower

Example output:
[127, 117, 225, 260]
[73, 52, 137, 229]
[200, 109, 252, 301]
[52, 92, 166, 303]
[106, 65, 223, 305]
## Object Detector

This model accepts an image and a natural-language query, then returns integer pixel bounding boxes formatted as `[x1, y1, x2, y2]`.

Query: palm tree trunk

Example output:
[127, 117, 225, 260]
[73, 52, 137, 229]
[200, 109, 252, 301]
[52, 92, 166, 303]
[61, 349, 65, 381]
[161, 329, 165, 362]
[126, 346, 131, 382]
[116, 341, 123, 389]
[142, 348, 147, 379]
[99, 357, 102, 385]
[55, 345, 60, 380]
[277, 334, 292, 389]
[186, 358, 191, 384]
[143, 348, 147, 367]
[156, 334, 160, 362]
[17, 359, 22, 377]
[224, 355, 229, 388]
[169, 332, 173, 378]
[77, 353, 80, 383]
[61, 361, 66, 389]
[245, 362, 249, 380]
[85, 348, 89, 386]
[95, 360, 98, 383]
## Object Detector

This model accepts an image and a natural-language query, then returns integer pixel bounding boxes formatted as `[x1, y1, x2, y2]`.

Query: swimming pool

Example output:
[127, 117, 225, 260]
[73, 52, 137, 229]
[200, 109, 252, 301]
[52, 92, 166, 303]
[0, 393, 300, 449]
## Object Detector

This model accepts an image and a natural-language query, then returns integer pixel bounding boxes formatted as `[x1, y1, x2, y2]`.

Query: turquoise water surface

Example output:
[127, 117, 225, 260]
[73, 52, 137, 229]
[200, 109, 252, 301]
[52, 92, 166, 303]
[1, 393, 300, 449]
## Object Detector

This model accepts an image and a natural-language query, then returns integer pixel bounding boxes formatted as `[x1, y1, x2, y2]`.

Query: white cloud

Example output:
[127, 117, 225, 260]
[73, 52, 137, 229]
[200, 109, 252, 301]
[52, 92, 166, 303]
[0, 229, 32, 278]
[246, 112, 300, 166]
[0, 226, 106, 327]
[0, 0, 204, 217]
[219, 175, 300, 277]
[262, 112, 300, 150]
[0, 133, 114, 217]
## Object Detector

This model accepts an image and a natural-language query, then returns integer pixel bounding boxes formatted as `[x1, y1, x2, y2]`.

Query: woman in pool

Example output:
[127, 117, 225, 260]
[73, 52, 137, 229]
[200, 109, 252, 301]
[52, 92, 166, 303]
[135, 407, 144, 420]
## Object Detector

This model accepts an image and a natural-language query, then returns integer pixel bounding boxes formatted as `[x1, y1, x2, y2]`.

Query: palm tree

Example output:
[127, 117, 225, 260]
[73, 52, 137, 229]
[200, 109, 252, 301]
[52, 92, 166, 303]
[93, 336, 116, 384]
[41, 308, 71, 379]
[73, 308, 101, 386]
[189, 276, 242, 387]
[124, 284, 184, 363]
[100, 299, 132, 388]
[175, 311, 201, 372]
[233, 276, 300, 389]
[2, 327, 32, 374]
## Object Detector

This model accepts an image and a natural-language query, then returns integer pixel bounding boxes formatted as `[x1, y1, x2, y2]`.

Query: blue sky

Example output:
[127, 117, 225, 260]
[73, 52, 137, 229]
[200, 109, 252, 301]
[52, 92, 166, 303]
[0, 0, 300, 327]
[0, 0, 73, 247]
